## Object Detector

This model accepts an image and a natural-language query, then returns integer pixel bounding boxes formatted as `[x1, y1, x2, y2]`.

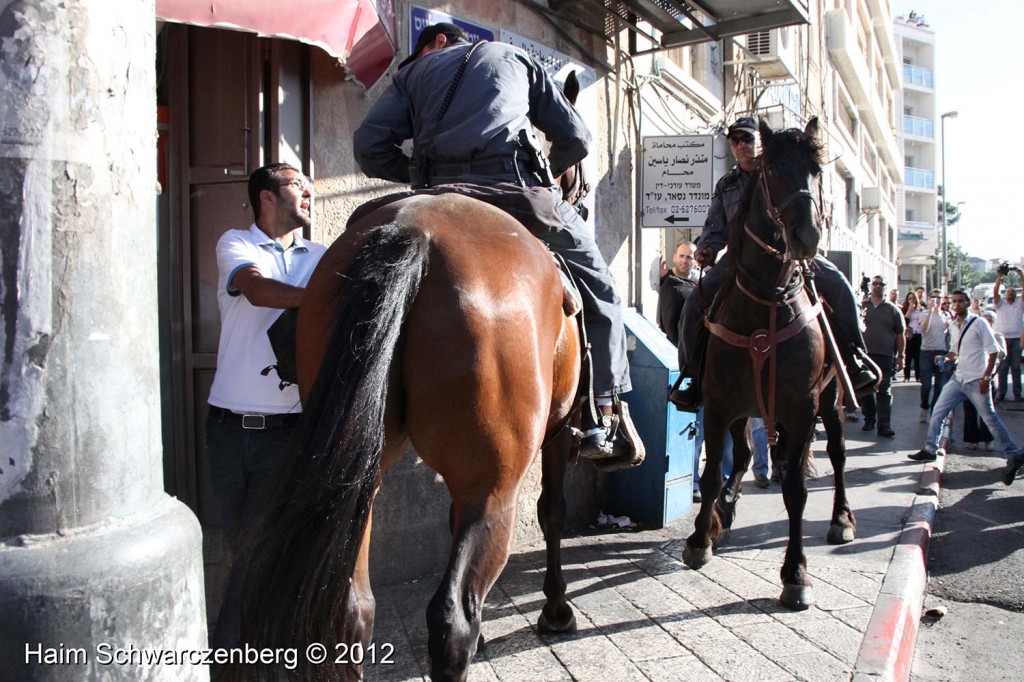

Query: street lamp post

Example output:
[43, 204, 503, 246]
[940, 110, 958, 292]
[955, 200, 966, 290]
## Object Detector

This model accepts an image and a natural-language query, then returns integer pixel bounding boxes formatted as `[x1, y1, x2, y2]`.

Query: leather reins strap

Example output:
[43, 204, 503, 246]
[705, 300, 822, 445]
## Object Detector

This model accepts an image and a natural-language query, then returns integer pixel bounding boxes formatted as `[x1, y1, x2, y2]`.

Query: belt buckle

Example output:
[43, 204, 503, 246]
[241, 414, 266, 430]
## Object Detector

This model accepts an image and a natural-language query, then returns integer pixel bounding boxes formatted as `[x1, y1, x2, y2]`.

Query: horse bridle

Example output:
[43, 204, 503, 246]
[743, 165, 822, 264]
[709, 161, 825, 446]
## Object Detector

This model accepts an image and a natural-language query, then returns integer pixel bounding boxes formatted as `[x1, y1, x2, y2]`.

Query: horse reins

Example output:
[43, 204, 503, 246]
[706, 165, 823, 445]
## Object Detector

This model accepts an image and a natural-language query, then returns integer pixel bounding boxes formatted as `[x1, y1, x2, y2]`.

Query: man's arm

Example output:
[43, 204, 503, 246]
[353, 83, 414, 183]
[980, 351, 999, 394]
[695, 179, 730, 266]
[527, 56, 591, 177]
[231, 266, 305, 309]
[994, 273, 1004, 304]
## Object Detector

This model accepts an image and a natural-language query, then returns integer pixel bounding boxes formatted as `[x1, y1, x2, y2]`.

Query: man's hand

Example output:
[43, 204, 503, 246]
[658, 258, 669, 279]
[895, 352, 905, 372]
[980, 376, 993, 395]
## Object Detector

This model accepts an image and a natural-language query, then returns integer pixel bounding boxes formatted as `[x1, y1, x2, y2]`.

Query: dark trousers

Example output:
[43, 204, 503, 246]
[919, 349, 950, 410]
[206, 412, 295, 545]
[861, 353, 895, 429]
[997, 337, 1022, 399]
[963, 399, 994, 444]
[539, 199, 631, 396]
[904, 333, 922, 381]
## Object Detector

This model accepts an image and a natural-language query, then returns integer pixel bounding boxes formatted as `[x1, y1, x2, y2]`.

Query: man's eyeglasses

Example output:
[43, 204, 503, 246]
[871, 281, 886, 287]
[278, 178, 311, 192]
[729, 133, 755, 145]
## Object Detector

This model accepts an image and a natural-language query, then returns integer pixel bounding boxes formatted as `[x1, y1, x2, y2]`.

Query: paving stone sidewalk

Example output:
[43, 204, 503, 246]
[365, 384, 938, 681]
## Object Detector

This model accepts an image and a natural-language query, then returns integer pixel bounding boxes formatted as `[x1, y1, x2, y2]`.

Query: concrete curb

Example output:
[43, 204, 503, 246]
[851, 454, 945, 682]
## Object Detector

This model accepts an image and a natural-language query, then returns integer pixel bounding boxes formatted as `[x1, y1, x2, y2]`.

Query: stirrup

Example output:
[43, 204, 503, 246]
[580, 398, 645, 471]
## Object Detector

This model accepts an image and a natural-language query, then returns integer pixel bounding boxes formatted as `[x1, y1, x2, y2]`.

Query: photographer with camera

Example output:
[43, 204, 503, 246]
[993, 262, 1024, 401]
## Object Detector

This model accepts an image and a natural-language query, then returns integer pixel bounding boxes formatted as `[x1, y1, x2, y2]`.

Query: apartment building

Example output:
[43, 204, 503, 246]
[894, 10, 940, 294]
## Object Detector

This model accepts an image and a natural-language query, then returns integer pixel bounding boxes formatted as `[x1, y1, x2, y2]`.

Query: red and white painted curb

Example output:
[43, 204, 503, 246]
[851, 454, 945, 681]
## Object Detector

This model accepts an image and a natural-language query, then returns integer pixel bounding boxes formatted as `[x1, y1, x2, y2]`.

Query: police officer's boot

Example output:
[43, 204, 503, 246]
[669, 326, 708, 412]
[842, 344, 881, 398]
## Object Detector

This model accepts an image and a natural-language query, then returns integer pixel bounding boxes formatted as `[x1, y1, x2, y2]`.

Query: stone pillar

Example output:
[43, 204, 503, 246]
[0, 1, 207, 679]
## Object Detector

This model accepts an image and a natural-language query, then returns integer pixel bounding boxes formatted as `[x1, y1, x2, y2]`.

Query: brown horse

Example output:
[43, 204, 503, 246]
[682, 118, 856, 610]
[224, 193, 583, 681]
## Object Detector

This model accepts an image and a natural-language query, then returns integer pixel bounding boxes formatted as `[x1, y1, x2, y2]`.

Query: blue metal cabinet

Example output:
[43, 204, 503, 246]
[605, 309, 696, 527]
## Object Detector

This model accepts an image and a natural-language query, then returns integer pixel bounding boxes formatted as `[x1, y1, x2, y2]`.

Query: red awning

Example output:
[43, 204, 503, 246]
[156, 0, 397, 88]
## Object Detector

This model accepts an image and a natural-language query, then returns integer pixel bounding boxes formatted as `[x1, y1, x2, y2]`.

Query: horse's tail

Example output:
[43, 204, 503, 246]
[235, 221, 428, 678]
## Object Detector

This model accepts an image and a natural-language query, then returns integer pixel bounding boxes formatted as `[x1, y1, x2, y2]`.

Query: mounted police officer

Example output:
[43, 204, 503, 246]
[670, 116, 879, 411]
[353, 23, 642, 465]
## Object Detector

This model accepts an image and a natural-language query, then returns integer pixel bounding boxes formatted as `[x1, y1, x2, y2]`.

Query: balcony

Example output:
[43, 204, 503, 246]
[903, 115, 934, 139]
[903, 63, 933, 88]
[904, 166, 934, 189]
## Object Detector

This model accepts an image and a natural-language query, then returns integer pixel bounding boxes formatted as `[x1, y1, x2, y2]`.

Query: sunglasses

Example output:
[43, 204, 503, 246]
[872, 282, 886, 287]
[729, 133, 755, 145]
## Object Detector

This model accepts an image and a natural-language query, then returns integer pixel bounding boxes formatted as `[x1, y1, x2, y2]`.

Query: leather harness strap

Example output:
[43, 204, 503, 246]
[706, 296, 821, 446]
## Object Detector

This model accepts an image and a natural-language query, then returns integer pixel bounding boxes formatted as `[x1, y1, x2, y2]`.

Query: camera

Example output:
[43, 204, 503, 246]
[860, 276, 870, 296]
[998, 261, 1012, 276]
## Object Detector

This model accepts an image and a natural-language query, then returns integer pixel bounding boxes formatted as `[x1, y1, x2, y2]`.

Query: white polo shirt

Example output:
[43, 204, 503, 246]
[208, 224, 326, 414]
[949, 314, 1000, 383]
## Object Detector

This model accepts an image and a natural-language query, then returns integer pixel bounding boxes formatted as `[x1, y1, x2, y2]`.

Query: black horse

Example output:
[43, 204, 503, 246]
[681, 118, 856, 610]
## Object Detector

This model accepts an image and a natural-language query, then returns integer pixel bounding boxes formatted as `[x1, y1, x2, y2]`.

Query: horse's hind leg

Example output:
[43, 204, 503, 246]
[425, 471, 526, 681]
[536, 428, 576, 635]
[716, 419, 751, 541]
[821, 383, 856, 544]
[778, 416, 815, 611]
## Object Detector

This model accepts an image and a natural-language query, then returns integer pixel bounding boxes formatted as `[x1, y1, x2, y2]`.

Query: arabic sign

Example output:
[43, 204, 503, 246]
[641, 135, 714, 228]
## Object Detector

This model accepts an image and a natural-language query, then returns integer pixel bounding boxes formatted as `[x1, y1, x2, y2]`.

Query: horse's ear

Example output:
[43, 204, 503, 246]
[758, 118, 773, 143]
[805, 116, 820, 139]
[562, 70, 580, 106]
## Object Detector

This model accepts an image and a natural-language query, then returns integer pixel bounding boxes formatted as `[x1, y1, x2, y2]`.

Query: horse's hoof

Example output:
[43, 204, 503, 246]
[711, 529, 731, 549]
[537, 610, 577, 636]
[779, 584, 813, 611]
[827, 523, 856, 544]
[682, 543, 713, 569]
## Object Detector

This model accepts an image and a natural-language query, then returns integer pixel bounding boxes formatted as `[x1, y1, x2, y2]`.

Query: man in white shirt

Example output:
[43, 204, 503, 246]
[206, 163, 326, 543]
[909, 290, 1022, 466]
[993, 266, 1024, 401]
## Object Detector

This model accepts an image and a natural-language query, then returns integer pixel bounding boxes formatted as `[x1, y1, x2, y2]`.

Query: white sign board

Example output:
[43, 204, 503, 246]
[641, 135, 714, 228]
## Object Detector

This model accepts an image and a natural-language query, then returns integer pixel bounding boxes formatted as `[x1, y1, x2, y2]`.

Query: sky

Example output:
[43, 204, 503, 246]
[894, 1, 1024, 263]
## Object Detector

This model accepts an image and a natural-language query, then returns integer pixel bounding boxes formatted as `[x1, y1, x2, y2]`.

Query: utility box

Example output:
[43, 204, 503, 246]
[605, 309, 696, 527]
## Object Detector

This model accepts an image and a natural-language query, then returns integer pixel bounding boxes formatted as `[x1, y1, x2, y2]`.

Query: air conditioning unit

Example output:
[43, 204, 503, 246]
[745, 28, 798, 81]
[862, 186, 882, 212]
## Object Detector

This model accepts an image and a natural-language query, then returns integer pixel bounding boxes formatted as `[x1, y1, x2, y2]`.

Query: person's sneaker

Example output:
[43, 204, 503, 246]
[908, 448, 937, 462]
[861, 421, 876, 432]
[1002, 456, 1022, 486]
[919, 408, 929, 424]
[692, 488, 702, 503]
[997, 394, 1006, 402]
[878, 427, 895, 438]
[1017, 396, 1024, 403]
[753, 473, 771, 488]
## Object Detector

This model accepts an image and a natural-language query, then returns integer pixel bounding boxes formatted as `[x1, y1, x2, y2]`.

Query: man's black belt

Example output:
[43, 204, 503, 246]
[208, 405, 300, 430]
[428, 157, 524, 179]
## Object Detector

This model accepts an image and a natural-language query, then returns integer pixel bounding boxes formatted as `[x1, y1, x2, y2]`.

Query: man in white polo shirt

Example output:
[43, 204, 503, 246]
[993, 265, 1024, 401]
[206, 163, 326, 543]
[910, 289, 1023, 468]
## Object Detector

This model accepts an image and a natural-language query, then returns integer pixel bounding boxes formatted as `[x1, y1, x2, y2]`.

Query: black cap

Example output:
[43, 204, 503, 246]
[399, 22, 468, 69]
[727, 117, 758, 136]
